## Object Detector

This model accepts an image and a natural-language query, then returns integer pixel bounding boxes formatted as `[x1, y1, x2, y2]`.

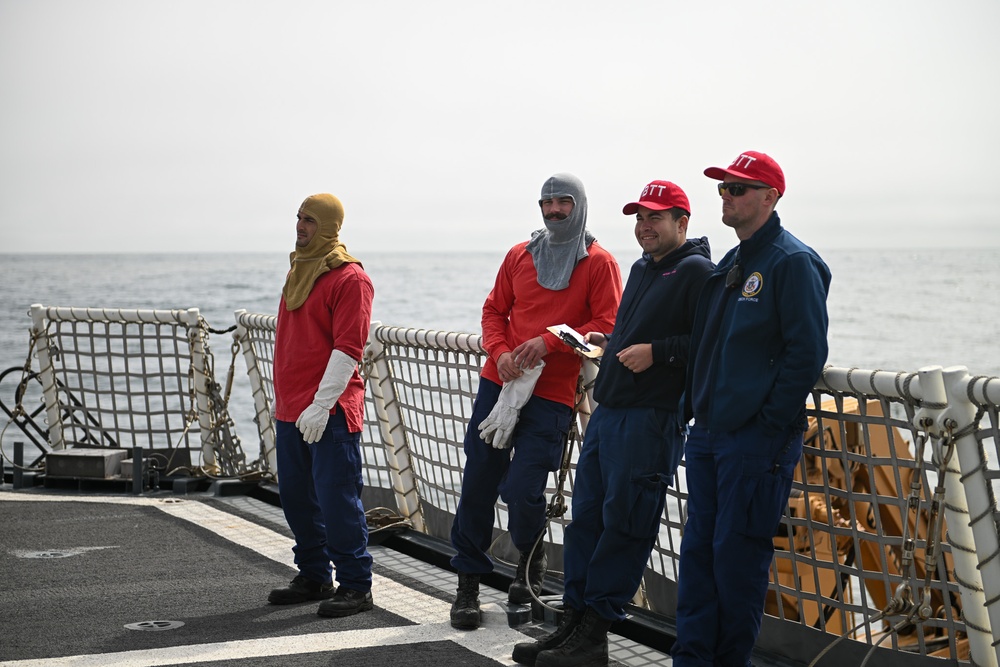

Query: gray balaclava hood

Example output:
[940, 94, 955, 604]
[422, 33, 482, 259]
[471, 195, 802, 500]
[526, 172, 595, 290]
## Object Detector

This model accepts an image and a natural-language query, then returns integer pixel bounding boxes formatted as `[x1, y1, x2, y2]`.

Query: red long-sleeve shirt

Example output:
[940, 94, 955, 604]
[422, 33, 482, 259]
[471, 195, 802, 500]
[480, 241, 622, 408]
[273, 263, 374, 432]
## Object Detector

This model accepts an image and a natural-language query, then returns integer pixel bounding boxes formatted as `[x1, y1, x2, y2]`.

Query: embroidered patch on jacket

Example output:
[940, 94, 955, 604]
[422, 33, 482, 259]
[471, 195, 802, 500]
[742, 272, 763, 297]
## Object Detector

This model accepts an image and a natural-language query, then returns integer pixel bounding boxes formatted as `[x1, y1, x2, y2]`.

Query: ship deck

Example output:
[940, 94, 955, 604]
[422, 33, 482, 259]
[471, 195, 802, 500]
[8, 310, 999, 665]
[0, 486, 676, 667]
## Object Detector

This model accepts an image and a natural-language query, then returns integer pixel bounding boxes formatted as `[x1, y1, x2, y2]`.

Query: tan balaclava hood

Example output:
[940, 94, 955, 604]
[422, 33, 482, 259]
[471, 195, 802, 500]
[282, 193, 361, 310]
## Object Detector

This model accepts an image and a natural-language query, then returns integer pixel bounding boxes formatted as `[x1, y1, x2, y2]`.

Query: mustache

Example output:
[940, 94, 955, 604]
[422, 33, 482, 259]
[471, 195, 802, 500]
[545, 212, 568, 221]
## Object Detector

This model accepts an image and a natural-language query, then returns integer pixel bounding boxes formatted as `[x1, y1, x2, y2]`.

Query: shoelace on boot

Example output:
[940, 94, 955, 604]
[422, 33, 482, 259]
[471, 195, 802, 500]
[514, 552, 530, 579]
[455, 581, 479, 606]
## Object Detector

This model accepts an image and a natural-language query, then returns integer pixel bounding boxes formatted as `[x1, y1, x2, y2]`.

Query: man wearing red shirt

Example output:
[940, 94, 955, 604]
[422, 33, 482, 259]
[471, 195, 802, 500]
[449, 173, 622, 629]
[267, 193, 376, 618]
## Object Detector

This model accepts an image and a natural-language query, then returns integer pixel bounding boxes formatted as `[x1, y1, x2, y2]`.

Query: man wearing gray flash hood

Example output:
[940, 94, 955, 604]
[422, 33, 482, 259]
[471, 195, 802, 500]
[448, 174, 622, 630]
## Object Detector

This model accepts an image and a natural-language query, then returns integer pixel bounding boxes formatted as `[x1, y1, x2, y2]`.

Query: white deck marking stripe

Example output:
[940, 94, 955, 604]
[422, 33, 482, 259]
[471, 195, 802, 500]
[0, 494, 522, 666]
[0, 619, 518, 667]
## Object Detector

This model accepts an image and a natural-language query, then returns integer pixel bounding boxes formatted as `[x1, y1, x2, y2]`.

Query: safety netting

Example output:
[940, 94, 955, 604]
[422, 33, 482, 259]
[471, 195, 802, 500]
[8, 304, 1000, 665]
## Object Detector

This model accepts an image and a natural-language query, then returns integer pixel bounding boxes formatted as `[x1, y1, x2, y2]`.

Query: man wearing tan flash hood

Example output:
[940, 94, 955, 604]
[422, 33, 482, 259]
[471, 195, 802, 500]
[267, 193, 376, 618]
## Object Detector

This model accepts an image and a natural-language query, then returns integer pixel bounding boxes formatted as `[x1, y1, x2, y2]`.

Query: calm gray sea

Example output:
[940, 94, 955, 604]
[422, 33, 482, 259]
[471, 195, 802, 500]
[2, 249, 998, 444]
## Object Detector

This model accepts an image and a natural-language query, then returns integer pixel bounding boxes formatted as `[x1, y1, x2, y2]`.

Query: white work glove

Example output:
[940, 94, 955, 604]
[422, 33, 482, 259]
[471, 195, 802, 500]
[295, 349, 358, 444]
[478, 361, 544, 449]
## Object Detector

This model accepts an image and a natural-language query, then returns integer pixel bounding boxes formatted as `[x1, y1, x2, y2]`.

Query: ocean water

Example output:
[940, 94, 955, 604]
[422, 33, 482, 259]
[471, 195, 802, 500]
[1, 249, 998, 446]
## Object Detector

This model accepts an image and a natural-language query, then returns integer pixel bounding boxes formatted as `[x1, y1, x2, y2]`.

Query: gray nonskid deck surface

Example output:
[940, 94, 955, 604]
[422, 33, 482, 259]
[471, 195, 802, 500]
[0, 490, 670, 666]
[220, 495, 672, 667]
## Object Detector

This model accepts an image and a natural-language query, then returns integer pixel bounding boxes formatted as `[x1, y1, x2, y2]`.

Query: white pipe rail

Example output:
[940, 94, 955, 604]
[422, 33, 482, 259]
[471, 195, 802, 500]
[938, 366, 1000, 667]
[233, 309, 277, 475]
[915, 366, 995, 667]
[822, 365, 996, 666]
[365, 321, 426, 533]
[29, 304, 64, 451]
[182, 307, 216, 467]
[19, 303, 1000, 663]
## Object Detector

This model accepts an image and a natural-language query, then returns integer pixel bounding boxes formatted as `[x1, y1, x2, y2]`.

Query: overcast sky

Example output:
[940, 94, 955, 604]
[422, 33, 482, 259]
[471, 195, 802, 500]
[1, 0, 998, 256]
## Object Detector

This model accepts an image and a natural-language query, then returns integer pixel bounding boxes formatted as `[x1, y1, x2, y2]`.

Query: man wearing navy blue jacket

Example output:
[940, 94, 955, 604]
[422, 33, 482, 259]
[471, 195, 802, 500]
[514, 181, 714, 667]
[672, 152, 831, 667]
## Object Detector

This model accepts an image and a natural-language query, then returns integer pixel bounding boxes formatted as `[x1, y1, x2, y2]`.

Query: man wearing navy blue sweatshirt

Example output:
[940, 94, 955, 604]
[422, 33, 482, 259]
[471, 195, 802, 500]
[514, 181, 714, 667]
[672, 152, 831, 667]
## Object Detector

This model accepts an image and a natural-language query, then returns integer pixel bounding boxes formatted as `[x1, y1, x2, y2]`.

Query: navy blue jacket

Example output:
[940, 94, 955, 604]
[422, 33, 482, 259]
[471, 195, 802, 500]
[686, 213, 831, 434]
[594, 236, 714, 410]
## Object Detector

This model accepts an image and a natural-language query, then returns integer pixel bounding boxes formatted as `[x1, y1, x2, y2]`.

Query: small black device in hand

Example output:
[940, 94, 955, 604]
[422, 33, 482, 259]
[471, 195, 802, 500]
[558, 331, 600, 366]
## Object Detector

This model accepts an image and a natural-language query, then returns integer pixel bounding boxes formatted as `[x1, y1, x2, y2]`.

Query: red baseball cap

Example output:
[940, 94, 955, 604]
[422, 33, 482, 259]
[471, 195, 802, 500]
[704, 151, 785, 195]
[622, 180, 691, 216]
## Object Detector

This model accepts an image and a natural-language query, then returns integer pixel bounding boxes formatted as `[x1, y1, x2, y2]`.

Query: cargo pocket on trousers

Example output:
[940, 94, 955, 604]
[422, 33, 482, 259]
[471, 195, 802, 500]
[625, 472, 670, 539]
[332, 437, 364, 486]
[738, 456, 795, 539]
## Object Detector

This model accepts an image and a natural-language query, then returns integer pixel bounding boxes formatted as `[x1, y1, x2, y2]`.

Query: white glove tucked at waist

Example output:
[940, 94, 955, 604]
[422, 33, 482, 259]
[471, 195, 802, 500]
[295, 349, 358, 444]
[478, 361, 544, 449]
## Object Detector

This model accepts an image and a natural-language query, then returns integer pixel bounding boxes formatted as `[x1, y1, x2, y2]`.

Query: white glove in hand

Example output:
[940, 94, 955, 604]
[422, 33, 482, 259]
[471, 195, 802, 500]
[479, 361, 544, 449]
[295, 349, 358, 444]
[296, 402, 330, 444]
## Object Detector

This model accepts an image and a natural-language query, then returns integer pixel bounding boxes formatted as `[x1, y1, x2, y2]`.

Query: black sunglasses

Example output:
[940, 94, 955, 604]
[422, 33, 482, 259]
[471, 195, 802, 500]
[717, 183, 771, 197]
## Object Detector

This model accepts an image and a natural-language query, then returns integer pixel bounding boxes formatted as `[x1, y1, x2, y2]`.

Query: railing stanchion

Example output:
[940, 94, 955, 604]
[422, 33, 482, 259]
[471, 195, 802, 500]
[366, 322, 425, 533]
[234, 310, 276, 476]
[938, 366, 1000, 667]
[13, 441, 24, 489]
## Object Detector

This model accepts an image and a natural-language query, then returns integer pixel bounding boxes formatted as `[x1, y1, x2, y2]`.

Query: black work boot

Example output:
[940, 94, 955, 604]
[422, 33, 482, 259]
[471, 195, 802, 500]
[511, 604, 584, 666]
[316, 585, 374, 617]
[267, 575, 334, 605]
[508, 547, 548, 604]
[535, 607, 613, 667]
[450, 573, 482, 629]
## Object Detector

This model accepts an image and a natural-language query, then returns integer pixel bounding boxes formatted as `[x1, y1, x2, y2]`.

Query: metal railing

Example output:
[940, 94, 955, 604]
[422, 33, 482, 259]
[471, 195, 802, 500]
[234, 315, 1000, 665]
[7, 305, 1000, 665]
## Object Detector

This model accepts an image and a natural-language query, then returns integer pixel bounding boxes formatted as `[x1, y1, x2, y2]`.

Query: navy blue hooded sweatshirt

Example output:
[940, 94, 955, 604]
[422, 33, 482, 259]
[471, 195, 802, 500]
[593, 236, 714, 410]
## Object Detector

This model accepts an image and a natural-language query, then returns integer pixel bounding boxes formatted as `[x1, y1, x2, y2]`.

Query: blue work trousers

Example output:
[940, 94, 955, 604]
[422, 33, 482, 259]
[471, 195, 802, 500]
[275, 412, 373, 592]
[562, 406, 683, 621]
[450, 378, 572, 574]
[672, 421, 802, 667]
